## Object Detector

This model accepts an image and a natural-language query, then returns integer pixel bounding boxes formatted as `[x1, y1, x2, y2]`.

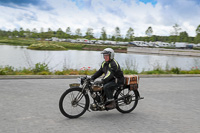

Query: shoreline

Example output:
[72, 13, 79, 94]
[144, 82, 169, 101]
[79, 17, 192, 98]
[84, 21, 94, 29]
[127, 47, 200, 57]
[1, 40, 200, 56]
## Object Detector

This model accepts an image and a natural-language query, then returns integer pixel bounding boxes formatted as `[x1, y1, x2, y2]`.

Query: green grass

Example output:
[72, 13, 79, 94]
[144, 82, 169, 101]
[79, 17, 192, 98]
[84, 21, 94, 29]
[0, 37, 39, 46]
[1, 64, 200, 75]
[122, 69, 138, 75]
[27, 42, 67, 50]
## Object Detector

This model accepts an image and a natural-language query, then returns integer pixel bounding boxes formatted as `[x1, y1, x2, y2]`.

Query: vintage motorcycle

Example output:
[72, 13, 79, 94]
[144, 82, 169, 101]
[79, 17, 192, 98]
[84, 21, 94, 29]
[59, 75, 143, 119]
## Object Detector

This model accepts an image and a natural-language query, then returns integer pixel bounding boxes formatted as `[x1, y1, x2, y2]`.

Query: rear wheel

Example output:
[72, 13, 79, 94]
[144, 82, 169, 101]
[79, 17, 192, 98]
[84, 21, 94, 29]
[59, 87, 89, 118]
[115, 88, 138, 113]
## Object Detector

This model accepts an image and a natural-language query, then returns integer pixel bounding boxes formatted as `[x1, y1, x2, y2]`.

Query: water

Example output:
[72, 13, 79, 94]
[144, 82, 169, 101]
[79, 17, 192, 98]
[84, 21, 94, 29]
[0, 44, 200, 72]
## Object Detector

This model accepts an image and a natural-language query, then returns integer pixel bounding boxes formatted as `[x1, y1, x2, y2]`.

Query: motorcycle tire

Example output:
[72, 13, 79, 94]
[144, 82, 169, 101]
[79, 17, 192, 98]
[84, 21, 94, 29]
[115, 88, 138, 113]
[59, 87, 90, 119]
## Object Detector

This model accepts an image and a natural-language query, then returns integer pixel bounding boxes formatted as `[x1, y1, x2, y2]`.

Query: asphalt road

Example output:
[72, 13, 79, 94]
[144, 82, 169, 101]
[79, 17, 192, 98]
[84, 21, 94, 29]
[0, 77, 200, 133]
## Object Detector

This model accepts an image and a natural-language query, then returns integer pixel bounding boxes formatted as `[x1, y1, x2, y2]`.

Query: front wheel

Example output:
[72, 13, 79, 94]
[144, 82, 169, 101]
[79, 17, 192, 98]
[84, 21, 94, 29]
[59, 87, 89, 119]
[115, 88, 138, 113]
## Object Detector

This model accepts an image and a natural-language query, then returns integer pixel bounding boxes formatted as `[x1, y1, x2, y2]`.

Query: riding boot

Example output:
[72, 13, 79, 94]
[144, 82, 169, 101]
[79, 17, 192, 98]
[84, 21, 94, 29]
[106, 101, 116, 109]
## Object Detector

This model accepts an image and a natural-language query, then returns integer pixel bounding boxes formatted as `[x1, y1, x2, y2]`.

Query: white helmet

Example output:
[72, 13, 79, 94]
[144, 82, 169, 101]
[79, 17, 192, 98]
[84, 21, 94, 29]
[101, 48, 115, 60]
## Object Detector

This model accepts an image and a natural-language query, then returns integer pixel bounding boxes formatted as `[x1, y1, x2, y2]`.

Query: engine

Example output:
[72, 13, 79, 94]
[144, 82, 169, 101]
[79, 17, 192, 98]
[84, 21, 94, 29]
[90, 91, 105, 111]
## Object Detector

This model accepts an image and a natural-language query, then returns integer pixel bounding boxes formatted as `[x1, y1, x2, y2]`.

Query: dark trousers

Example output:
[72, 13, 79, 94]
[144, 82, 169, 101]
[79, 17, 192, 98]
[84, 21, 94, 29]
[103, 81, 118, 100]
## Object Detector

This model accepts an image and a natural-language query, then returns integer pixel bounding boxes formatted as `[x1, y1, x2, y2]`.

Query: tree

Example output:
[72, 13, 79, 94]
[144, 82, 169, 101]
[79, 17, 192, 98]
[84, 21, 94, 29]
[75, 28, 82, 38]
[66, 27, 71, 35]
[100, 27, 107, 41]
[31, 28, 38, 38]
[179, 31, 189, 42]
[45, 28, 54, 38]
[194, 33, 200, 44]
[7, 29, 12, 37]
[12, 28, 19, 37]
[196, 24, 200, 35]
[115, 27, 121, 42]
[194, 24, 200, 43]
[40, 27, 45, 38]
[126, 27, 134, 41]
[85, 28, 94, 40]
[145, 26, 153, 37]
[0, 29, 8, 37]
[111, 35, 115, 41]
[149, 35, 157, 42]
[25, 28, 31, 38]
[56, 28, 65, 38]
[171, 23, 181, 36]
[19, 27, 25, 37]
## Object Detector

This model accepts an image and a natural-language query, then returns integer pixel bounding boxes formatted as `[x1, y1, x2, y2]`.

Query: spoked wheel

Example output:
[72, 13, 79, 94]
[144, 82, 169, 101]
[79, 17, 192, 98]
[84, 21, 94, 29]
[59, 87, 89, 119]
[115, 88, 138, 113]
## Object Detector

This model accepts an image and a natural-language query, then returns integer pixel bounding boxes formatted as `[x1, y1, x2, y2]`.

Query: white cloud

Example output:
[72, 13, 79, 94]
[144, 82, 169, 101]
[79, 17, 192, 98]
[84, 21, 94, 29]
[0, 0, 200, 37]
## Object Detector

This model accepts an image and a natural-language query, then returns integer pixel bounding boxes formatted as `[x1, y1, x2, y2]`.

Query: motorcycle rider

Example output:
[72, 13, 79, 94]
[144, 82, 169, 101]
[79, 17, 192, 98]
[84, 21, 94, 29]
[91, 48, 124, 109]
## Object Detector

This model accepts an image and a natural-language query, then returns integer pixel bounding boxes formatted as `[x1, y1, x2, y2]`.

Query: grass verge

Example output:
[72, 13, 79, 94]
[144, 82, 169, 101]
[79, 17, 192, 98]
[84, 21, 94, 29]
[1, 64, 200, 75]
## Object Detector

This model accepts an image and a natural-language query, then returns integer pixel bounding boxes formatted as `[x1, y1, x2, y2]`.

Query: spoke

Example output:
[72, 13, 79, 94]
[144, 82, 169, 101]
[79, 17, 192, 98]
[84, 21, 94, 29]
[116, 89, 137, 112]
[77, 103, 85, 109]
[78, 102, 86, 106]
[70, 92, 75, 101]
[60, 89, 88, 117]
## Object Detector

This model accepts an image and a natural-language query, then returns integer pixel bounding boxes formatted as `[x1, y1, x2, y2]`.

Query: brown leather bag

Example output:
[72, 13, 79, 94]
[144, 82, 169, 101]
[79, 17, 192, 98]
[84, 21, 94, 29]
[124, 75, 139, 90]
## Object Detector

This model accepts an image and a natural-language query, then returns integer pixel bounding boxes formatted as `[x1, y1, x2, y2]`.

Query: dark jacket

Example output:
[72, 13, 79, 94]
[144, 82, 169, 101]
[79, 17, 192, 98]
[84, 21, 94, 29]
[91, 59, 124, 85]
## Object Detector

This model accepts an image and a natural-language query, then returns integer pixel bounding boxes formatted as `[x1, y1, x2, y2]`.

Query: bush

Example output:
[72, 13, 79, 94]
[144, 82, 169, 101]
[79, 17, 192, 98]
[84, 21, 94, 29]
[69, 71, 79, 75]
[171, 67, 181, 74]
[0, 66, 15, 75]
[0, 69, 6, 75]
[37, 71, 51, 75]
[188, 69, 200, 74]
[28, 42, 66, 50]
[19, 68, 33, 75]
[54, 70, 65, 75]
[32, 63, 49, 74]
[180, 70, 188, 74]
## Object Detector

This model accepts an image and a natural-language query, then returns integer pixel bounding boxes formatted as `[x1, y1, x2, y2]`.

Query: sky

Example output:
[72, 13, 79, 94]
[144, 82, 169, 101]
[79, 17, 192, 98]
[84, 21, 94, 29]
[0, 0, 200, 37]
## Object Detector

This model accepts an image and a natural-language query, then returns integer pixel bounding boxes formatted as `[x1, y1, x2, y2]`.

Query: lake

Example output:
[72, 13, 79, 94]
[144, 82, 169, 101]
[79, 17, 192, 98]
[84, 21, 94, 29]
[0, 44, 200, 72]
